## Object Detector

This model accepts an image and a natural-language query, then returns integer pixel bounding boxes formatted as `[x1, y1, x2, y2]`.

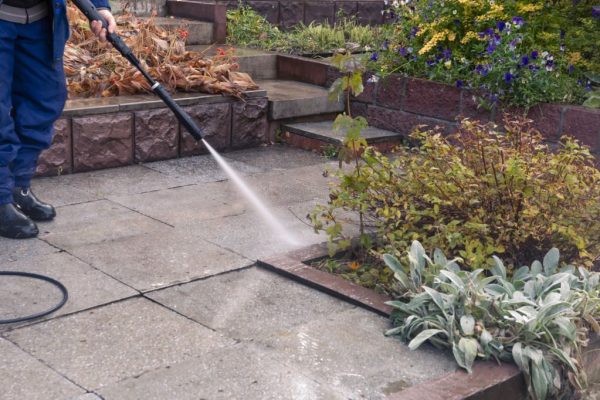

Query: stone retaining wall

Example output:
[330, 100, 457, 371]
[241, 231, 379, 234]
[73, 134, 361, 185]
[36, 91, 269, 176]
[346, 74, 600, 164]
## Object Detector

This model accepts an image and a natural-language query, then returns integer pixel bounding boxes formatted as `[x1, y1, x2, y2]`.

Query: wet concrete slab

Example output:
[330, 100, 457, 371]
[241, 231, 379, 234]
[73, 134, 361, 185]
[144, 153, 263, 184]
[147, 267, 456, 399]
[5, 298, 233, 390]
[0, 252, 136, 331]
[53, 165, 192, 198]
[39, 200, 171, 249]
[0, 337, 85, 400]
[222, 144, 327, 171]
[108, 181, 244, 227]
[263, 306, 457, 399]
[147, 268, 354, 341]
[96, 343, 345, 400]
[191, 202, 326, 260]
[66, 227, 252, 292]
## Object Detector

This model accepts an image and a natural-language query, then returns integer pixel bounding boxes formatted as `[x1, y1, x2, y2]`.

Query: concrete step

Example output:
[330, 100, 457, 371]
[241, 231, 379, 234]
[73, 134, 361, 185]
[187, 45, 278, 80]
[281, 120, 405, 153]
[153, 17, 214, 45]
[257, 80, 344, 120]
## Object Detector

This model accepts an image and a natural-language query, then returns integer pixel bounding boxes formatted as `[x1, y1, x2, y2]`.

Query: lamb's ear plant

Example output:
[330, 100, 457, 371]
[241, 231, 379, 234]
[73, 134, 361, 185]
[384, 241, 600, 400]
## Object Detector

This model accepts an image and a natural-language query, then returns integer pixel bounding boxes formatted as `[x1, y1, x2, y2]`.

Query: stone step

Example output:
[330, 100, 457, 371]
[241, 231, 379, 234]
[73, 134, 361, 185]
[257, 80, 344, 120]
[281, 120, 405, 153]
[153, 17, 214, 45]
[186, 45, 278, 80]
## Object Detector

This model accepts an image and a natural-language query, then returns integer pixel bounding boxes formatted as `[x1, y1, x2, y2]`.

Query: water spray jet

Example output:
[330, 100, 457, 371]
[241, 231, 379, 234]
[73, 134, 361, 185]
[73, 0, 302, 246]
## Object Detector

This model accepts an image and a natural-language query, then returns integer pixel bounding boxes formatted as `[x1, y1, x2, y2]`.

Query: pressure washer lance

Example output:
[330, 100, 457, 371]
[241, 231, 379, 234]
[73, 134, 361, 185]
[72, 0, 206, 141]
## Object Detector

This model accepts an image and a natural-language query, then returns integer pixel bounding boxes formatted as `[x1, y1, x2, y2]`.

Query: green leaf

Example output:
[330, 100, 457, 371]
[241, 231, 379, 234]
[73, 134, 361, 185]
[349, 71, 364, 97]
[543, 248, 560, 275]
[491, 255, 507, 280]
[383, 253, 405, 275]
[531, 362, 549, 400]
[385, 326, 404, 336]
[409, 240, 427, 272]
[582, 95, 600, 108]
[512, 343, 530, 374]
[458, 337, 478, 373]
[460, 315, 475, 336]
[439, 270, 465, 290]
[531, 260, 543, 276]
[585, 72, 600, 84]
[408, 329, 446, 350]
[423, 286, 446, 314]
[553, 317, 576, 341]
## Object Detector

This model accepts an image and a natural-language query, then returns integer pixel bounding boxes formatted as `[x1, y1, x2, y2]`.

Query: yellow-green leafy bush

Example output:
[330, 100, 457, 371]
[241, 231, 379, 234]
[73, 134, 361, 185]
[310, 117, 600, 270]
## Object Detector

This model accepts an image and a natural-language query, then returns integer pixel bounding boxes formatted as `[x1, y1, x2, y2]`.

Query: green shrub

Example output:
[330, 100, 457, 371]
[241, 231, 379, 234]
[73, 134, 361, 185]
[383, 241, 600, 400]
[310, 117, 600, 270]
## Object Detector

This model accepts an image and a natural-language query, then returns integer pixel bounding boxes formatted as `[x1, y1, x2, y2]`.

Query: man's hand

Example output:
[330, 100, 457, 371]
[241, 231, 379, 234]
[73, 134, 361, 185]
[90, 9, 116, 42]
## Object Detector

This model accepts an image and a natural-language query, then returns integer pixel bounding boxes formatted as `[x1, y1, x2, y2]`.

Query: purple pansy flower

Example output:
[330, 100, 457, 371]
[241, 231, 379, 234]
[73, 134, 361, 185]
[512, 16, 524, 26]
[370, 52, 379, 61]
[456, 80, 464, 88]
[521, 55, 529, 66]
[504, 73, 514, 83]
[497, 21, 506, 32]
[531, 51, 538, 59]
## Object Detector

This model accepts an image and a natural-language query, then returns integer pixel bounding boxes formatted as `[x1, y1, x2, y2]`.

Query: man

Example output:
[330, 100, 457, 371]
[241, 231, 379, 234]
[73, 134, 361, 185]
[0, 0, 115, 238]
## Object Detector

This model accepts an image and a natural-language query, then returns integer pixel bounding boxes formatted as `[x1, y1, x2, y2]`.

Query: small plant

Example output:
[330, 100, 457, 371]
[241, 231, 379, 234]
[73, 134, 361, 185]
[311, 117, 600, 270]
[383, 241, 600, 400]
[226, 3, 381, 55]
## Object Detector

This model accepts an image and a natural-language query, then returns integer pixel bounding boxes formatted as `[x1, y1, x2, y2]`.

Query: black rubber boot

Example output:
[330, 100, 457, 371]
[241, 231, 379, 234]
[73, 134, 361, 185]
[13, 187, 56, 221]
[0, 203, 39, 239]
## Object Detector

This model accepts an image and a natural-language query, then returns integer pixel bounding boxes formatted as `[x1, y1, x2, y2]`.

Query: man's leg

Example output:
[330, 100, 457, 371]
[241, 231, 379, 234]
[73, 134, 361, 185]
[11, 16, 67, 221]
[0, 19, 18, 205]
[0, 19, 38, 238]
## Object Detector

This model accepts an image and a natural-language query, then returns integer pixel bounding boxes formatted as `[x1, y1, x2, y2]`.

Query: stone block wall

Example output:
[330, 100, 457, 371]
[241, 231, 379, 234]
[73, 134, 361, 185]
[219, 0, 386, 28]
[323, 69, 600, 165]
[36, 92, 269, 176]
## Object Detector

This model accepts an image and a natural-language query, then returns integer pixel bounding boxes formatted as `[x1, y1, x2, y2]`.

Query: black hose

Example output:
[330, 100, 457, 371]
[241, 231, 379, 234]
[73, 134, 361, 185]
[0, 271, 68, 324]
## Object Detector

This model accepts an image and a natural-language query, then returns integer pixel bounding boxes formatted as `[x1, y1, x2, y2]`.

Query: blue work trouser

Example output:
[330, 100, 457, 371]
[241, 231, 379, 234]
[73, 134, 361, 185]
[0, 16, 67, 205]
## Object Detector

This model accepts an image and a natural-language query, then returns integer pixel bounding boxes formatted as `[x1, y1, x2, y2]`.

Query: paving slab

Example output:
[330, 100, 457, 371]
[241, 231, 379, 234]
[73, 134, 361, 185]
[0, 236, 58, 264]
[144, 153, 263, 184]
[67, 227, 252, 292]
[0, 337, 85, 400]
[5, 297, 233, 390]
[31, 176, 98, 207]
[39, 200, 171, 249]
[108, 181, 243, 227]
[0, 252, 137, 331]
[97, 342, 345, 400]
[54, 165, 190, 198]
[222, 144, 327, 171]
[265, 307, 457, 399]
[284, 120, 405, 144]
[191, 201, 327, 260]
[108, 165, 329, 230]
[147, 267, 354, 341]
[258, 80, 345, 120]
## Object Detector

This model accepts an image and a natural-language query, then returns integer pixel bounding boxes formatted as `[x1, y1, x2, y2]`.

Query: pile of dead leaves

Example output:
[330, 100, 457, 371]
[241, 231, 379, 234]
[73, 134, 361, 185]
[65, 6, 258, 98]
